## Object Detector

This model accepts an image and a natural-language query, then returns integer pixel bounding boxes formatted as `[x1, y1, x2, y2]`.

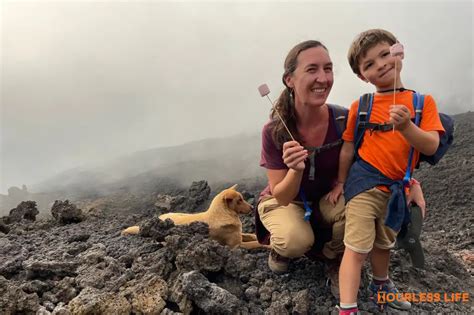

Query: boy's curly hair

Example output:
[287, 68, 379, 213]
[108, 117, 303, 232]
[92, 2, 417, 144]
[348, 29, 398, 76]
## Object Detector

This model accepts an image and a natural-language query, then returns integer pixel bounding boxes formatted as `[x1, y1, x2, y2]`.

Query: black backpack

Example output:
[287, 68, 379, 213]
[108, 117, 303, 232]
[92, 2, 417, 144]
[354, 92, 454, 178]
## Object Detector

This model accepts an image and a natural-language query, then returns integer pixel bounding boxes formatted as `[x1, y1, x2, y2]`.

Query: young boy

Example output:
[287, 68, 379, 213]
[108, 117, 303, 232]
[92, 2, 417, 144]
[331, 29, 445, 314]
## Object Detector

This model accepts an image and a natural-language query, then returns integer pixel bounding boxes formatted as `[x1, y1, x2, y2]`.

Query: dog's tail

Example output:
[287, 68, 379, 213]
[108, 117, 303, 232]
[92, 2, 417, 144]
[121, 225, 140, 236]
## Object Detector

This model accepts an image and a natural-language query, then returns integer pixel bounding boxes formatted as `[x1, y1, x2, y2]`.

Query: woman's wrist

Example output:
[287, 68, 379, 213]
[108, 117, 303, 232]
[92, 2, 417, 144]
[410, 178, 421, 186]
[288, 168, 304, 175]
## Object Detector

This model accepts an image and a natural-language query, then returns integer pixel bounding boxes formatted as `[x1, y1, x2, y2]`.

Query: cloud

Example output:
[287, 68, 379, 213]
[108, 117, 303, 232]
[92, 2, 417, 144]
[1, 0, 472, 192]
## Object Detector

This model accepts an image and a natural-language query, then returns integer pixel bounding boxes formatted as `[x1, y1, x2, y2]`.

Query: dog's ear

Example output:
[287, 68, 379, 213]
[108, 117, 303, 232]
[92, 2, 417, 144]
[228, 184, 238, 190]
[223, 190, 238, 208]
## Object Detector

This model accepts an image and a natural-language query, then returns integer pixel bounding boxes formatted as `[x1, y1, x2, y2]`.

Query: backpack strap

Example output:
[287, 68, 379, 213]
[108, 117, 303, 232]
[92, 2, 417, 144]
[304, 104, 348, 181]
[403, 92, 424, 186]
[299, 104, 348, 219]
[328, 104, 348, 138]
[354, 93, 374, 157]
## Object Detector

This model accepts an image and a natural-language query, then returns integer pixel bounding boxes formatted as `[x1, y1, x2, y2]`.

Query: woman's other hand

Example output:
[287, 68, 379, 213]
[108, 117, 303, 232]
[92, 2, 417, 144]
[326, 182, 344, 206]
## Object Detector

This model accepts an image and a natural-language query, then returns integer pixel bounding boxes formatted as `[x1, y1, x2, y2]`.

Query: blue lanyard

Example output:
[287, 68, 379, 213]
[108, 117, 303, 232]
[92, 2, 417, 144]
[299, 188, 312, 221]
[403, 93, 424, 187]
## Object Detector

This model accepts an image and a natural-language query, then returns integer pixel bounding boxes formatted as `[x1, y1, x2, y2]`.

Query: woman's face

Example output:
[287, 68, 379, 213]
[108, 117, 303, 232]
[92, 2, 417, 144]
[285, 46, 334, 108]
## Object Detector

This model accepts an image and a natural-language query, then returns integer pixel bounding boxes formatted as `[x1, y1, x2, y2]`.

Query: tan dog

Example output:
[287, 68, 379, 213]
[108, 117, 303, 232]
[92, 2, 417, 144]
[121, 185, 267, 250]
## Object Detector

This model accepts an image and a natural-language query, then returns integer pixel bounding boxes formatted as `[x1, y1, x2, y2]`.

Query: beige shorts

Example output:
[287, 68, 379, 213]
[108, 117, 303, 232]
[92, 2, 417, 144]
[258, 194, 345, 259]
[344, 188, 397, 254]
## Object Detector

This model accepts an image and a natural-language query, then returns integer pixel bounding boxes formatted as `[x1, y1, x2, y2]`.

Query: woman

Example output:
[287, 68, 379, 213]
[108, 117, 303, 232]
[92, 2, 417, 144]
[255, 40, 425, 297]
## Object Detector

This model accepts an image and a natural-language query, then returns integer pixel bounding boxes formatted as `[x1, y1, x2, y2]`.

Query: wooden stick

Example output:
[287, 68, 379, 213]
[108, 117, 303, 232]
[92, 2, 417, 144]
[265, 95, 296, 141]
[392, 60, 397, 133]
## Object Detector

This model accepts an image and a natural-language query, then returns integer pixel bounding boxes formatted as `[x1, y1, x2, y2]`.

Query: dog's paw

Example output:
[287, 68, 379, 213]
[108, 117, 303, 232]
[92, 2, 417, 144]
[121, 225, 140, 236]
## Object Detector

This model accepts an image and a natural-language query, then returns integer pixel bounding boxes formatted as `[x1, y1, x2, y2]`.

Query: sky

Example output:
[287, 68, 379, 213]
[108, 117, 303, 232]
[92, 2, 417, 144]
[1, 0, 472, 194]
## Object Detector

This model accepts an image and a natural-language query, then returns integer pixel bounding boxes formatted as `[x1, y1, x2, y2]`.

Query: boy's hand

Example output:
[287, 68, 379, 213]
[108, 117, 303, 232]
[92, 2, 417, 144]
[407, 181, 426, 219]
[389, 105, 412, 131]
[282, 141, 308, 172]
[326, 183, 344, 206]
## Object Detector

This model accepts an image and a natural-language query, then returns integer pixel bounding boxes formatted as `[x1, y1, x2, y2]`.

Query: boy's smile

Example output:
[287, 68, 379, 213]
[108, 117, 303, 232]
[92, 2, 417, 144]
[357, 42, 403, 91]
[379, 66, 394, 78]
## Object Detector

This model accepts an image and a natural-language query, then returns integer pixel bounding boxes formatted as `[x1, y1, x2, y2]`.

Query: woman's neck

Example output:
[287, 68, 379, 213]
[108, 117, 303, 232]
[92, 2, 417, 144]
[295, 103, 328, 129]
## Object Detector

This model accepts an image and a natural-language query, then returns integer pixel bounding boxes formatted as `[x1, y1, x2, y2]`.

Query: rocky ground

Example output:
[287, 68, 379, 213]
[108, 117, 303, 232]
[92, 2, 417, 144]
[1, 112, 472, 314]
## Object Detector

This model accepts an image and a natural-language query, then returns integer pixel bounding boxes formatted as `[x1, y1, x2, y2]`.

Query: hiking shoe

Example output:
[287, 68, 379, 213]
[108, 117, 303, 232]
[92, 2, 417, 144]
[325, 260, 340, 299]
[368, 279, 411, 311]
[268, 249, 289, 274]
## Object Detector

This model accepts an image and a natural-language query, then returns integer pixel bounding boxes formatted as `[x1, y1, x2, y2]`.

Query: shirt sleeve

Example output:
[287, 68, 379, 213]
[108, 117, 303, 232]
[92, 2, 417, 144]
[260, 122, 287, 170]
[419, 95, 445, 135]
[342, 100, 359, 142]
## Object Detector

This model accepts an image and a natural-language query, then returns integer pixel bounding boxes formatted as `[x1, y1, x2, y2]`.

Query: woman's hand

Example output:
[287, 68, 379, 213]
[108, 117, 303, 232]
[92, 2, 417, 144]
[282, 141, 308, 172]
[407, 180, 426, 219]
[326, 182, 344, 206]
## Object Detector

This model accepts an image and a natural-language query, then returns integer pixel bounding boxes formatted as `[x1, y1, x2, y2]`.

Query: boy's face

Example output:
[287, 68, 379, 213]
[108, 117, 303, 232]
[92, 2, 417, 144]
[285, 46, 334, 108]
[357, 42, 403, 91]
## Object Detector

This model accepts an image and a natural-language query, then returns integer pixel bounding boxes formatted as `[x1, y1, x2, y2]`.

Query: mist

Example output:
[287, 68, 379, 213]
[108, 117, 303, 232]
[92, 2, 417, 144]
[1, 0, 472, 194]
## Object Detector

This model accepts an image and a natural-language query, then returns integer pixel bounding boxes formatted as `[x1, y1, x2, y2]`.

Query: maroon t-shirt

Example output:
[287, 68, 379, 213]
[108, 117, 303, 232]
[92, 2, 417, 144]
[256, 106, 342, 247]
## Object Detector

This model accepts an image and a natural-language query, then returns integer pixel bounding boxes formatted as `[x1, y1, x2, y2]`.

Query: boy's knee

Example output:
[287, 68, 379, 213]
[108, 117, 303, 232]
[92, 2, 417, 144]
[273, 229, 314, 258]
[344, 247, 368, 264]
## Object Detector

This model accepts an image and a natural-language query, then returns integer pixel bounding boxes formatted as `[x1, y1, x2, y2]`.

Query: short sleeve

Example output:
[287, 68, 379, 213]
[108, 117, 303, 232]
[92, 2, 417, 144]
[260, 122, 287, 170]
[419, 95, 445, 135]
[342, 100, 359, 142]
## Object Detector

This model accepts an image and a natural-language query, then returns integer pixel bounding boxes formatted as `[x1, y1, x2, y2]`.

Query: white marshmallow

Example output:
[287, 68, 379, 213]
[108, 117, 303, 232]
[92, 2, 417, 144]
[390, 43, 405, 59]
[258, 84, 270, 97]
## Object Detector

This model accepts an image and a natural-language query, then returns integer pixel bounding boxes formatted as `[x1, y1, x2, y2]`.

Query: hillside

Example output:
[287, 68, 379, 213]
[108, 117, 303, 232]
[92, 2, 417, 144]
[0, 112, 472, 314]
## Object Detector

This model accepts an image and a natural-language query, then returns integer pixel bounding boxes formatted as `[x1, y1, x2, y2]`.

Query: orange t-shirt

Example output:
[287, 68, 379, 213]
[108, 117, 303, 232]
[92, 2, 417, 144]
[343, 91, 445, 189]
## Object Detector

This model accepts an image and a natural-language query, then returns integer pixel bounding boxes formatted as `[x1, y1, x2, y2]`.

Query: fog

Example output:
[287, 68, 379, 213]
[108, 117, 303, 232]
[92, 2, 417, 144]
[1, 0, 472, 194]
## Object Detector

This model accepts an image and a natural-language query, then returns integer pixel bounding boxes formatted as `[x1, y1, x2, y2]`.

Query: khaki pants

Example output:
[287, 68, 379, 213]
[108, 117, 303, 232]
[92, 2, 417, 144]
[258, 194, 346, 259]
[344, 188, 397, 254]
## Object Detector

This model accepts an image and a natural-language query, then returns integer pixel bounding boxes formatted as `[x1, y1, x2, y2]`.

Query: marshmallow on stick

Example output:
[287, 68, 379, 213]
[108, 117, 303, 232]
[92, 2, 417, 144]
[390, 43, 405, 59]
[259, 84, 312, 221]
[258, 83, 295, 141]
[389, 43, 405, 133]
[257, 84, 270, 97]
